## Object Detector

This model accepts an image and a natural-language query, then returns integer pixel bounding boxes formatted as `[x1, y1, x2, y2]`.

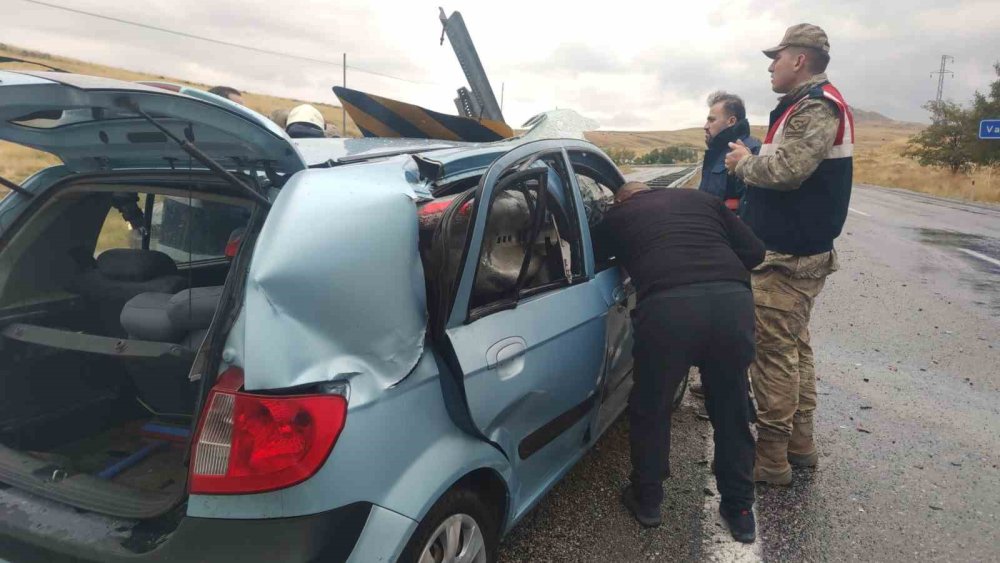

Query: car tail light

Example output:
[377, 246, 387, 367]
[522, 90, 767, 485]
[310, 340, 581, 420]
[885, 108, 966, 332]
[224, 228, 244, 258]
[189, 367, 347, 494]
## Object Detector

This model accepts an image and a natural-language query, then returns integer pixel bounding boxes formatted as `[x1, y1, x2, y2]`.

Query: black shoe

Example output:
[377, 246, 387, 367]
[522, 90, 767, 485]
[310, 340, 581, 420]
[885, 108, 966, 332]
[621, 485, 661, 528]
[719, 504, 756, 543]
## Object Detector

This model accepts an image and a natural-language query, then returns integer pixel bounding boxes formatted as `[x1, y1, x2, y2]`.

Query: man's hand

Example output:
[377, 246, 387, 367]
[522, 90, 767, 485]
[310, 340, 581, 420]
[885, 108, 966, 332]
[724, 140, 752, 173]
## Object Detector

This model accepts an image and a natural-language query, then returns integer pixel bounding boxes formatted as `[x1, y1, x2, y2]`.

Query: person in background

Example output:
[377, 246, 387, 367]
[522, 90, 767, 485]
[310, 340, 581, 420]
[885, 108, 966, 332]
[699, 91, 761, 211]
[208, 86, 244, 106]
[285, 104, 326, 139]
[597, 182, 764, 543]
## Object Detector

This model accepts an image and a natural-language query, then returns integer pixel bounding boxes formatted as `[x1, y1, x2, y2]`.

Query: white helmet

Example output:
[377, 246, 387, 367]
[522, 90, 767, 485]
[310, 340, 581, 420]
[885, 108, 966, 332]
[286, 104, 325, 129]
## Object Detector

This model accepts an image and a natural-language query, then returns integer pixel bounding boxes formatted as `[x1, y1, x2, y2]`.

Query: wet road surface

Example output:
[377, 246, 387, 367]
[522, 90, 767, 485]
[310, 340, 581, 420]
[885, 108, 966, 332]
[499, 183, 1000, 562]
[622, 166, 690, 184]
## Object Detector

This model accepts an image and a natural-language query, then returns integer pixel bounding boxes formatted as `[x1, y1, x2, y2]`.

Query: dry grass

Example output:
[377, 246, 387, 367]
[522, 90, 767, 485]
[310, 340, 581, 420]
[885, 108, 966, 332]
[0, 142, 60, 184]
[593, 122, 1000, 204]
[852, 124, 999, 203]
[586, 128, 714, 155]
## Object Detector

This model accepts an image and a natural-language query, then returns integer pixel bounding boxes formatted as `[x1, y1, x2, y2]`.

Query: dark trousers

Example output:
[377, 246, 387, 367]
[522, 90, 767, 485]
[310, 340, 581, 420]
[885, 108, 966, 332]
[628, 281, 756, 510]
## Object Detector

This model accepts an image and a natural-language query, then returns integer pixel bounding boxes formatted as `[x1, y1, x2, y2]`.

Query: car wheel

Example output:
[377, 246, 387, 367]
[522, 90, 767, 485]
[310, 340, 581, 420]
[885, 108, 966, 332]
[672, 370, 689, 411]
[399, 488, 499, 563]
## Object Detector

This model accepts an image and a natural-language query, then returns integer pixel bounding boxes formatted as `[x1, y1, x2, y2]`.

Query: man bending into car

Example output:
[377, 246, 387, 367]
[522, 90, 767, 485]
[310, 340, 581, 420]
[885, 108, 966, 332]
[595, 181, 765, 543]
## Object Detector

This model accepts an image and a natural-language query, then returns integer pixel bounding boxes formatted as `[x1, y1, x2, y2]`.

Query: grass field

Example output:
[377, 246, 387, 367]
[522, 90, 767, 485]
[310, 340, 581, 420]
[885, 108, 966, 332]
[591, 122, 1000, 204]
[1, 44, 997, 204]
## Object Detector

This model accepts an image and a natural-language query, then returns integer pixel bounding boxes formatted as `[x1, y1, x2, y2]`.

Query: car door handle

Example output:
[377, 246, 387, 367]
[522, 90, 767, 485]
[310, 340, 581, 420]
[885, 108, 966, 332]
[486, 337, 527, 369]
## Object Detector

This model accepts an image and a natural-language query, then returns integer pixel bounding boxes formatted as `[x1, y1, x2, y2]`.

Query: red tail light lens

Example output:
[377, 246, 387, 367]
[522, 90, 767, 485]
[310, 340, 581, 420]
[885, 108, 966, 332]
[224, 228, 245, 258]
[189, 368, 347, 494]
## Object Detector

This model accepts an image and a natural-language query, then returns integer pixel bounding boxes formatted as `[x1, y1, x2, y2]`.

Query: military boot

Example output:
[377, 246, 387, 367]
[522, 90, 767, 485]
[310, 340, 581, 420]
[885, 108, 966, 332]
[788, 414, 818, 467]
[753, 430, 792, 486]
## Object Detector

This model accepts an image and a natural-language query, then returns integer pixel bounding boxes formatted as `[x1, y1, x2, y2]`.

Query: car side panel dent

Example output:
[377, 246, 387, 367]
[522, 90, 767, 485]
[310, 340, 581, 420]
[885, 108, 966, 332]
[242, 163, 428, 392]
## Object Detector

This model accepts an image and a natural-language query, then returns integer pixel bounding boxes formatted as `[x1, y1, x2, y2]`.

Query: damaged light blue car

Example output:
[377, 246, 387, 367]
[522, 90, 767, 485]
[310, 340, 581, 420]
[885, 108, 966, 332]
[0, 71, 682, 562]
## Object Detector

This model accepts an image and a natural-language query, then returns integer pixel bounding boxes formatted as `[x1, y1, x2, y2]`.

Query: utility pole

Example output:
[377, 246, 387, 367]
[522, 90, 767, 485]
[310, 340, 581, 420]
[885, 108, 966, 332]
[931, 55, 954, 102]
[342, 53, 347, 134]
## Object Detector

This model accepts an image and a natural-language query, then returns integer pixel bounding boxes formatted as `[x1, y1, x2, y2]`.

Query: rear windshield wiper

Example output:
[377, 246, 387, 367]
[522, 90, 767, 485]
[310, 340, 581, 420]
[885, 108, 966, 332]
[116, 98, 271, 208]
[0, 175, 35, 198]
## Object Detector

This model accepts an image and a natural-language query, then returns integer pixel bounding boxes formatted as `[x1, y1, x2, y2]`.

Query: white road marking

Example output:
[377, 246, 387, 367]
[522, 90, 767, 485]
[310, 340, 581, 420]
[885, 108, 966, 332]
[849, 207, 870, 217]
[697, 390, 763, 562]
[958, 248, 1000, 268]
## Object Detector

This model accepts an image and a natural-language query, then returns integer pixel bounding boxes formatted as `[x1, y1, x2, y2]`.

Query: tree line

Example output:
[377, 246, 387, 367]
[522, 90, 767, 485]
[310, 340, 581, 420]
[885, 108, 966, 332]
[602, 146, 699, 166]
[905, 62, 1000, 174]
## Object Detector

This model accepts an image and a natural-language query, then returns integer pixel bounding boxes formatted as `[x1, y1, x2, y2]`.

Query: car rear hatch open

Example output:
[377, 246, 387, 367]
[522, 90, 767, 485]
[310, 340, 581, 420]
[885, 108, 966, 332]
[0, 70, 306, 175]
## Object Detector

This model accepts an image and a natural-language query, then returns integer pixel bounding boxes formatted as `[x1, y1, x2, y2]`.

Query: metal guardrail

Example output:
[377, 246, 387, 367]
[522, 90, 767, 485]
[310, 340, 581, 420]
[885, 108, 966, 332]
[646, 166, 697, 189]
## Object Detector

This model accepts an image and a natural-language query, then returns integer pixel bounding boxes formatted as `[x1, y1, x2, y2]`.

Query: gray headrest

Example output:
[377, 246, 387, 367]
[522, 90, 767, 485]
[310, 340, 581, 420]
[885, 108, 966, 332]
[97, 249, 178, 282]
[168, 286, 224, 331]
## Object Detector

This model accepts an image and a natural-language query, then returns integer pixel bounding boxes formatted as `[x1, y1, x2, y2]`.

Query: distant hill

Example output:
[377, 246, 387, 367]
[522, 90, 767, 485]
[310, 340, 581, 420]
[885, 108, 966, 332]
[851, 107, 923, 127]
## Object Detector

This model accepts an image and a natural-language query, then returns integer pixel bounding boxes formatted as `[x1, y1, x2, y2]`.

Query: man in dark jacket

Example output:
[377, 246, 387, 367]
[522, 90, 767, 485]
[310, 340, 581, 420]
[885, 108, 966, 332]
[699, 91, 761, 212]
[596, 182, 765, 543]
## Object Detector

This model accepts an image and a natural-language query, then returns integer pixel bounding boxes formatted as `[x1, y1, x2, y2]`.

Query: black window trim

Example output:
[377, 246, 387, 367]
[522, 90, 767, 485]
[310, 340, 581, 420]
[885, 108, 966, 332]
[568, 154, 623, 274]
[465, 149, 586, 324]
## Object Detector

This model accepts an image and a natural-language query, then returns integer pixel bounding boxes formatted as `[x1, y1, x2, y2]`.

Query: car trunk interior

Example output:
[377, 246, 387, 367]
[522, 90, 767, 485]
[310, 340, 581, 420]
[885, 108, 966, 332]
[0, 174, 255, 520]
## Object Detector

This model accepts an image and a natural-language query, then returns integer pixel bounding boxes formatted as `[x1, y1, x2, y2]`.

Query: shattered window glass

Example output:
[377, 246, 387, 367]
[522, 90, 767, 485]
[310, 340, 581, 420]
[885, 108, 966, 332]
[576, 174, 614, 227]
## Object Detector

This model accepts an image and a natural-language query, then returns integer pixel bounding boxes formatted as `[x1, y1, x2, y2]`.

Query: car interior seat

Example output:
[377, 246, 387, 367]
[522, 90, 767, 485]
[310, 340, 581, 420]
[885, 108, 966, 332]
[70, 249, 187, 336]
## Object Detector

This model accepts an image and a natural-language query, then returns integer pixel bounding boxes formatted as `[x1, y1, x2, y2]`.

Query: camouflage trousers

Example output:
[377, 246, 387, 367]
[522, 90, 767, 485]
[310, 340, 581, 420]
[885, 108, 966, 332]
[750, 250, 838, 439]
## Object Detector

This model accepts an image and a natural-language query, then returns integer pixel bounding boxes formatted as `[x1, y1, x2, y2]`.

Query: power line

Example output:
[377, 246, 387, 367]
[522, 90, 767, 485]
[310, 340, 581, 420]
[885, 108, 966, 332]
[19, 0, 441, 86]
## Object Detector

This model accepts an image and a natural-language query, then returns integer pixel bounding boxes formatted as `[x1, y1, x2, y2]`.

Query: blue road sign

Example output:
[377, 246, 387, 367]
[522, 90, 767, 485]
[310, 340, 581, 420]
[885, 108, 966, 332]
[980, 119, 1000, 139]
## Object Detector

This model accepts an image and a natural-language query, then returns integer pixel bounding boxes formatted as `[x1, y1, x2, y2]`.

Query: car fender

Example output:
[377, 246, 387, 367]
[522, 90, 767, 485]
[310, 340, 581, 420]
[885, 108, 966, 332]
[382, 426, 512, 526]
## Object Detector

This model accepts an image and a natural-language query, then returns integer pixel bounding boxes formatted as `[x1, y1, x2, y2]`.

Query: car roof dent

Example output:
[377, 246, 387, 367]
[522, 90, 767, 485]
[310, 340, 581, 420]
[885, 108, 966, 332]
[241, 160, 427, 391]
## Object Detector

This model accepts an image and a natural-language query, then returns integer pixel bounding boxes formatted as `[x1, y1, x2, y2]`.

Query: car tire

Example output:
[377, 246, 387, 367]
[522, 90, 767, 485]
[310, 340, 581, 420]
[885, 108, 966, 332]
[398, 487, 499, 563]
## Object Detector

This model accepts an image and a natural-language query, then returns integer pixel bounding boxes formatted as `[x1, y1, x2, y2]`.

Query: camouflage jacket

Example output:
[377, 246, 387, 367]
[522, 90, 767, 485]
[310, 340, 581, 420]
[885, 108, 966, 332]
[734, 74, 839, 191]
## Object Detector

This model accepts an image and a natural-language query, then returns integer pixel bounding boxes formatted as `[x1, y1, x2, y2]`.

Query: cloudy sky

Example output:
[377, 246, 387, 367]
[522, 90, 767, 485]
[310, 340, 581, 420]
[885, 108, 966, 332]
[3, 0, 999, 130]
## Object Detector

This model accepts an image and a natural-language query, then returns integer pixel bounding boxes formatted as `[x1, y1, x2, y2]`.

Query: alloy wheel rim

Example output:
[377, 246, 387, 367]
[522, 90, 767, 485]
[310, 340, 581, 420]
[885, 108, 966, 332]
[418, 513, 487, 563]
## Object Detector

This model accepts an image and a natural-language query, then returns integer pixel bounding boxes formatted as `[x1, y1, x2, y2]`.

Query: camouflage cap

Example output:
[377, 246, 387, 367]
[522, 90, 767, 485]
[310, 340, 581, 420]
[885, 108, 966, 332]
[763, 23, 830, 58]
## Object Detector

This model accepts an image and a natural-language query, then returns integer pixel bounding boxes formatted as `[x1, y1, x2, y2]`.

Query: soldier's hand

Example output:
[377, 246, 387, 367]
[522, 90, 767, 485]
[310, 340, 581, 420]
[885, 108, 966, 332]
[725, 140, 751, 173]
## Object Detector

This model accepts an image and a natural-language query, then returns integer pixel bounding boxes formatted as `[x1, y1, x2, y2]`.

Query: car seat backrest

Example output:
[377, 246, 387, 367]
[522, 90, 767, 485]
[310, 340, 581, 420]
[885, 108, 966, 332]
[121, 286, 224, 344]
[167, 287, 224, 332]
[96, 249, 178, 281]
[71, 249, 187, 336]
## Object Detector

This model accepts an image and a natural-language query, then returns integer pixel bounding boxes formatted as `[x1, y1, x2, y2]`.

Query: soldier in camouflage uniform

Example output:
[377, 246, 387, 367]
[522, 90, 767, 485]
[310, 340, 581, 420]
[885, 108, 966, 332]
[725, 23, 854, 485]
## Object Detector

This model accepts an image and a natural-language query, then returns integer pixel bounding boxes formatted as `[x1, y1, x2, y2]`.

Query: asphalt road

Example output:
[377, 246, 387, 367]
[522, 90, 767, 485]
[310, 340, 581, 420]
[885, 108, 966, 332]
[498, 182, 1000, 562]
[621, 165, 691, 184]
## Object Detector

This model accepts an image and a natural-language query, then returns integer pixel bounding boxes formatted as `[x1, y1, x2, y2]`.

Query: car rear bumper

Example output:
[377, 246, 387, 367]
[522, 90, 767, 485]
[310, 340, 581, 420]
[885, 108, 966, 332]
[0, 486, 414, 563]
